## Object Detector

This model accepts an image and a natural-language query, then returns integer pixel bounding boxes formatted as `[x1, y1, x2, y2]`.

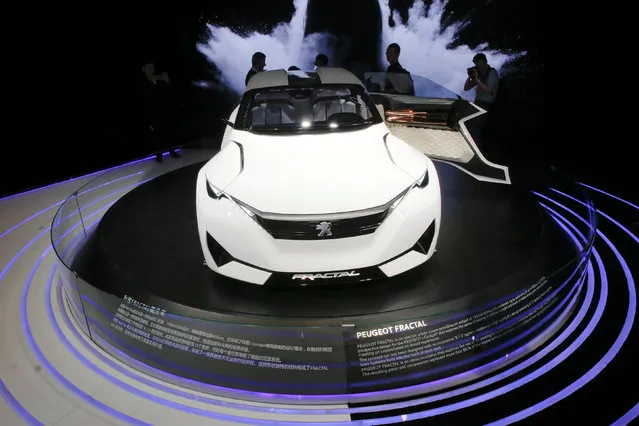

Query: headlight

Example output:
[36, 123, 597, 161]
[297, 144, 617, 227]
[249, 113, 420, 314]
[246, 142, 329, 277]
[416, 169, 429, 189]
[206, 180, 224, 199]
[237, 203, 256, 219]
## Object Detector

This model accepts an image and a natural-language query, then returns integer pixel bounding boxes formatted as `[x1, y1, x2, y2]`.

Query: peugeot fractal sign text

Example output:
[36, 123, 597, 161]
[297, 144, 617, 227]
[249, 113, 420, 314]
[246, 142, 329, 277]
[292, 271, 360, 281]
[315, 221, 332, 237]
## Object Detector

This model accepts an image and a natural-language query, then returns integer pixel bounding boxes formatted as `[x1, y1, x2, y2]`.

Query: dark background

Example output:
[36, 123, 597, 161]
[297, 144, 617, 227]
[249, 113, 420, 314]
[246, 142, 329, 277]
[5, 0, 631, 201]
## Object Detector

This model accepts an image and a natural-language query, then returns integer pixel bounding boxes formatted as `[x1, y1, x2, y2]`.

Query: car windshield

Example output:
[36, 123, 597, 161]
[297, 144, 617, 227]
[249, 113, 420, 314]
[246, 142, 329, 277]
[235, 84, 383, 134]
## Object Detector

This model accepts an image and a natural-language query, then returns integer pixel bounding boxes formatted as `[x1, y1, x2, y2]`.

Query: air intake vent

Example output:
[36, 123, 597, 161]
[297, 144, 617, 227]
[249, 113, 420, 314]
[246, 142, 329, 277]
[206, 233, 233, 267]
[413, 221, 436, 255]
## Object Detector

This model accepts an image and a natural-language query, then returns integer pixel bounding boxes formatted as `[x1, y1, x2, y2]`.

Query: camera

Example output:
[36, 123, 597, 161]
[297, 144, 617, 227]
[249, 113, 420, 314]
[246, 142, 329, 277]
[467, 66, 477, 78]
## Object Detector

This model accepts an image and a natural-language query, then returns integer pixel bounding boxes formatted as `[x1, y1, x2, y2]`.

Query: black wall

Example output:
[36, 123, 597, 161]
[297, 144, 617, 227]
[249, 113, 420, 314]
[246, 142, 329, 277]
[4, 0, 632, 200]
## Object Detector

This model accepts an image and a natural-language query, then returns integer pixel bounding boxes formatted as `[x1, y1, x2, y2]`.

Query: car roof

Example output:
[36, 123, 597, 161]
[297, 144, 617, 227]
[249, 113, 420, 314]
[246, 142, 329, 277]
[245, 67, 364, 91]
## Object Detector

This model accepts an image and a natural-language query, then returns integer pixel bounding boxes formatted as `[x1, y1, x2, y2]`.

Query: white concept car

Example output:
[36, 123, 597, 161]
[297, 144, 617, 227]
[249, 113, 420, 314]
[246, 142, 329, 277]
[196, 67, 441, 285]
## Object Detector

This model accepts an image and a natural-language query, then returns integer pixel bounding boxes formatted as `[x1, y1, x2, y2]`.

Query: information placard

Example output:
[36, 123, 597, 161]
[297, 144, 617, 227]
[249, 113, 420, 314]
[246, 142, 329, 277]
[346, 277, 575, 392]
[72, 269, 581, 396]
[78, 283, 348, 395]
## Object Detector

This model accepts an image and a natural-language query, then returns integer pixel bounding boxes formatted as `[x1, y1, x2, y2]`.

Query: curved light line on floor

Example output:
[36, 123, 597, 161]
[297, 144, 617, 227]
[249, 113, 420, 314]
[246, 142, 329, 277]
[0, 171, 143, 239]
[0, 378, 42, 425]
[486, 201, 636, 423]
[20, 244, 151, 425]
[0, 153, 161, 202]
[0, 178, 142, 423]
[579, 182, 639, 211]
[548, 189, 639, 245]
[8, 183, 156, 423]
[611, 401, 639, 426]
[1, 177, 151, 282]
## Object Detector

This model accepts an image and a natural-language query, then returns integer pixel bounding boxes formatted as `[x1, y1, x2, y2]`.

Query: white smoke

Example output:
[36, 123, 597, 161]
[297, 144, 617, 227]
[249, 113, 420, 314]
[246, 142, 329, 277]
[197, 0, 524, 98]
[378, 0, 521, 99]
[197, 0, 336, 94]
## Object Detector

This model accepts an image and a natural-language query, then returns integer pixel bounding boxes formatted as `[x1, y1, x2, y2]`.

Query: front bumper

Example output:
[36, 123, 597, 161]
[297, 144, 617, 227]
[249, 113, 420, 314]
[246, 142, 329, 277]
[195, 168, 441, 285]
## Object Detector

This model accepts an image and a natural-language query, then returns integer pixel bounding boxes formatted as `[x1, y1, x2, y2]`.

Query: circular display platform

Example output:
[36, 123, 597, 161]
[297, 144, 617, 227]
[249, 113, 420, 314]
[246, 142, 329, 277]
[73, 161, 573, 320]
[51, 153, 595, 403]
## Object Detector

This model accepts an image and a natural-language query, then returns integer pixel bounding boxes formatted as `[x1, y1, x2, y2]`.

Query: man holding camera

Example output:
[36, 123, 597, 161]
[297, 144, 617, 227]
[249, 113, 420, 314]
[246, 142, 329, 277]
[463, 53, 499, 111]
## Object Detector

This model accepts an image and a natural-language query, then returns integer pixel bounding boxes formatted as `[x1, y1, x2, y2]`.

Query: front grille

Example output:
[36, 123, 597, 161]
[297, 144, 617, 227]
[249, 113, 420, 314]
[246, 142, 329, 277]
[254, 210, 389, 240]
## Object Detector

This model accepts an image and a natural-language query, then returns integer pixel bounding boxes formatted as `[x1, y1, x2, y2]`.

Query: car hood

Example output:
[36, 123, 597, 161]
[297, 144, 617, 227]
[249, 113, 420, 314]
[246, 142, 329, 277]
[210, 126, 419, 215]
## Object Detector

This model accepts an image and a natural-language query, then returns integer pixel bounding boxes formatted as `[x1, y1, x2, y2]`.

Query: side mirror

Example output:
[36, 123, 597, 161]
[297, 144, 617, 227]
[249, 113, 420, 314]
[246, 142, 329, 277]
[222, 117, 235, 128]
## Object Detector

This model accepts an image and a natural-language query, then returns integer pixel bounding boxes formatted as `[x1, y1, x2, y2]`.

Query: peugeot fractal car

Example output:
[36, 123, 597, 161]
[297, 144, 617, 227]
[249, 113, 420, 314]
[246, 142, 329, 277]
[195, 67, 441, 285]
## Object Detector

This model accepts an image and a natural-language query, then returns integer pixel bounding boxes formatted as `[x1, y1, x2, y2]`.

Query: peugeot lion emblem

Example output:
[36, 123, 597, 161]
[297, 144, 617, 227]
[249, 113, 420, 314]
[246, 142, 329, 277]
[316, 221, 332, 237]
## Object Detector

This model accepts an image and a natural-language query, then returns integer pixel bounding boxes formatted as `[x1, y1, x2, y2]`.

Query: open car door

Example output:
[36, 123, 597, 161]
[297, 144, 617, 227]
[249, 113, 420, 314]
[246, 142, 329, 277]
[365, 72, 510, 184]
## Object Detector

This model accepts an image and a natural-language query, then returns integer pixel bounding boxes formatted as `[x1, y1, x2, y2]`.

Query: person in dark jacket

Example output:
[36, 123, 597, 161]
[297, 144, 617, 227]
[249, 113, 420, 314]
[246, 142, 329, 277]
[141, 61, 180, 162]
[384, 43, 415, 95]
[245, 52, 266, 86]
[314, 53, 329, 68]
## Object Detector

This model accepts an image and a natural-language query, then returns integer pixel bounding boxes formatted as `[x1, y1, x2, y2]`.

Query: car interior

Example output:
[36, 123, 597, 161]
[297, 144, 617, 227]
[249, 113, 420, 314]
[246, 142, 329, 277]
[248, 88, 373, 128]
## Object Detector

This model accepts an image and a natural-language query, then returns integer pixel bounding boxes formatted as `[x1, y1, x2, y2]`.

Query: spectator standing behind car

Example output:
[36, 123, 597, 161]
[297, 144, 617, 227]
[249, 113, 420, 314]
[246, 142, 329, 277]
[463, 53, 500, 111]
[385, 43, 408, 74]
[245, 52, 266, 86]
[141, 60, 180, 163]
[314, 53, 329, 68]
[384, 43, 415, 96]
[462, 53, 501, 150]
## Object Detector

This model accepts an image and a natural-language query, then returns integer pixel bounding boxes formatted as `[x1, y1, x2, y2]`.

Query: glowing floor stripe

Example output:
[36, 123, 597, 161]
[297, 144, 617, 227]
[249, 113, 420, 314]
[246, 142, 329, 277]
[0, 150, 180, 203]
[0, 178, 154, 424]
[611, 402, 639, 426]
[0, 171, 143, 239]
[21, 246, 150, 424]
[579, 182, 639, 211]
[485, 200, 636, 423]
[0, 177, 152, 282]
[550, 188, 639, 245]
[0, 378, 41, 425]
